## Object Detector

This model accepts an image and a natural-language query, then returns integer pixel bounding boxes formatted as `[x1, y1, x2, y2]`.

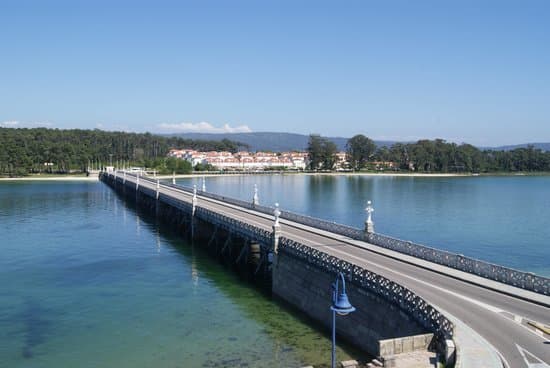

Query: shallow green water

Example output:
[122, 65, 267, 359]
[0, 181, 363, 368]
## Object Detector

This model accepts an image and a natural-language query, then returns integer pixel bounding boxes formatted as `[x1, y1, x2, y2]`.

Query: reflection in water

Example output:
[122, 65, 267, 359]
[191, 253, 200, 290]
[0, 181, 367, 367]
[129, 195, 369, 367]
[177, 174, 550, 275]
[19, 299, 51, 359]
[156, 232, 161, 254]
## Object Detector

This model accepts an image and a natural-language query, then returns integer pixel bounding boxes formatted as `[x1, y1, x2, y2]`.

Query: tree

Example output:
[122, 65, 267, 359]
[322, 140, 338, 170]
[307, 134, 338, 170]
[307, 134, 324, 170]
[346, 134, 376, 170]
[0, 127, 243, 176]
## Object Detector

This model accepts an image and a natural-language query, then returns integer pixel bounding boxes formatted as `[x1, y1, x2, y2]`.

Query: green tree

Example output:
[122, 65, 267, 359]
[321, 140, 338, 170]
[307, 134, 338, 170]
[346, 134, 376, 170]
[307, 134, 324, 170]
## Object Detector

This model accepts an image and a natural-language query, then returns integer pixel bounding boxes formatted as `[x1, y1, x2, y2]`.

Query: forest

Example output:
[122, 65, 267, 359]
[1, 128, 549, 176]
[0, 128, 244, 176]
[309, 134, 550, 173]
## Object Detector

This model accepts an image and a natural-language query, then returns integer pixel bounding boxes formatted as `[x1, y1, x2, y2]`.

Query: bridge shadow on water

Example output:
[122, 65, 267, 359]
[112, 188, 372, 367]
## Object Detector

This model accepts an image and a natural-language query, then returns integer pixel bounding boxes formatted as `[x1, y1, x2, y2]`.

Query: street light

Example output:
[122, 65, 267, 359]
[331, 272, 356, 368]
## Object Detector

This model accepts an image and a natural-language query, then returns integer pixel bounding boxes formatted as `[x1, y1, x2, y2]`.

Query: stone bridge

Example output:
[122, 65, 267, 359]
[101, 171, 550, 368]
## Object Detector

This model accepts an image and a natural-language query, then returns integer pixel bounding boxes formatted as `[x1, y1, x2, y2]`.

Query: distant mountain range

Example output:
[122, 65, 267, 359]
[167, 132, 550, 152]
[489, 143, 550, 151]
[167, 132, 397, 151]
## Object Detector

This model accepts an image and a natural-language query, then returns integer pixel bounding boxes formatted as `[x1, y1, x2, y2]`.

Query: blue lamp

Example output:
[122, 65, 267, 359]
[330, 272, 356, 368]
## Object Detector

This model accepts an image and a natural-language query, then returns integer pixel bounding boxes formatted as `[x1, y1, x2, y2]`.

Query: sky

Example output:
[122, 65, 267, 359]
[0, 0, 549, 146]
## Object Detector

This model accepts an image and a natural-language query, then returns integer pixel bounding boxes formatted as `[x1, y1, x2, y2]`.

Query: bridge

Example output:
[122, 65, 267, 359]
[101, 171, 549, 368]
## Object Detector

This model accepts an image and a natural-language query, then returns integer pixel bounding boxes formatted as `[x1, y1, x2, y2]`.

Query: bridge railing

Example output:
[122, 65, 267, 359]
[278, 236, 454, 340]
[366, 233, 549, 295]
[113, 172, 550, 296]
[194, 206, 273, 246]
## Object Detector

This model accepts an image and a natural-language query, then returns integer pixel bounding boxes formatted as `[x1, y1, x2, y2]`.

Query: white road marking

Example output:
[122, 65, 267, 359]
[516, 344, 550, 367]
[283, 229, 550, 347]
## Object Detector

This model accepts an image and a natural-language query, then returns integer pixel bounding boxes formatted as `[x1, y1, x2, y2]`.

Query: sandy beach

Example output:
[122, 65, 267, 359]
[0, 175, 100, 182]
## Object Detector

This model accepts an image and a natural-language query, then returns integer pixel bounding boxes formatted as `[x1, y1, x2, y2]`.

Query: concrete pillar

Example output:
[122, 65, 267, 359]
[202, 176, 206, 192]
[123, 171, 126, 184]
[172, 171, 176, 185]
[136, 175, 140, 190]
[156, 179, 160, 200]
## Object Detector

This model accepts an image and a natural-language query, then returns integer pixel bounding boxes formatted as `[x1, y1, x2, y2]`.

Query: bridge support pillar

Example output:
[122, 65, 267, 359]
[172, 171, 176, 185]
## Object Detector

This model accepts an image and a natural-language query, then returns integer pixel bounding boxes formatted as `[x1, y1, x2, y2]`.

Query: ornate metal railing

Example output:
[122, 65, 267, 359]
[107, 172, 550, 296]
[194, 206, 273, 246]
[367, 233, 549, 295]
[278, 237, 454, 339]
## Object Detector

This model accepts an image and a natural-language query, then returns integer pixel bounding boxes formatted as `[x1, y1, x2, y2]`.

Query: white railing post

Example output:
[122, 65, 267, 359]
[156, 179, 160, 200]
[365, 200, 374, 234]
[252, 184, 259, 206]
[272, 202, 281, 253]
[192, 184, 198, 216]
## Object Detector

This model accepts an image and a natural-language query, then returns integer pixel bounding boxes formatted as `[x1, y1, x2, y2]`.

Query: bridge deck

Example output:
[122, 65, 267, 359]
[109, 173, 550, 368]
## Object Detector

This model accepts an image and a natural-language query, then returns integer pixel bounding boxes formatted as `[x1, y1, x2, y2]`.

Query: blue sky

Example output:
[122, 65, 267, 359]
[1, 0, 549, 146]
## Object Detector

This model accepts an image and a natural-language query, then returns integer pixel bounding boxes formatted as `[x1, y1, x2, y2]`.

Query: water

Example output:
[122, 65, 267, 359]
[181, 174, 550, 276]
[2, 175, 549, 367]
[0, 181, 363, 368]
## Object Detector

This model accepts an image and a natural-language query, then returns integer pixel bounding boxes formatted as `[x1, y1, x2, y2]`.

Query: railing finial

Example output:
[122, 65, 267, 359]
[365, 200, 374, 234]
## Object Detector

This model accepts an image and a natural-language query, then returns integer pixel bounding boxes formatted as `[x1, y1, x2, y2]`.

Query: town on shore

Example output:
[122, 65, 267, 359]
[168, 148, 393, 171]
[2, 127, 550, 177]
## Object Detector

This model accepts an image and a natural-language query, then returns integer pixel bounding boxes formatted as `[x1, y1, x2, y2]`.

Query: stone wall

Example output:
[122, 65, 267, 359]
[272, 249, 429, 357]
[378, 333, 434, 356]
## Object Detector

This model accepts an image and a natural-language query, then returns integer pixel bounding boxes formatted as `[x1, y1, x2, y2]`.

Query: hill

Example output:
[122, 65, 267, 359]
[167, 132, 397, 152]
[490, 143, 550, 151]
[169, 132, 550, 153]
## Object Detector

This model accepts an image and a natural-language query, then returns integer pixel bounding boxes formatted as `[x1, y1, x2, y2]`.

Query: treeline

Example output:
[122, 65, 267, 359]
[308, 134, 550, 173]
[0, 128, 244, 176]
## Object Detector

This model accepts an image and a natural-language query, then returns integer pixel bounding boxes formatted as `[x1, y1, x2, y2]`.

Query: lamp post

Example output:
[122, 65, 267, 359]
[330, 272, 356, 368]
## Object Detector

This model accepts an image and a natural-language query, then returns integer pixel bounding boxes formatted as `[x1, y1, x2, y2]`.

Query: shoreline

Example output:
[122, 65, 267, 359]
[0, 175, 99, 182]
[155, 172, 470, 179]
[2, 171, 549, 181]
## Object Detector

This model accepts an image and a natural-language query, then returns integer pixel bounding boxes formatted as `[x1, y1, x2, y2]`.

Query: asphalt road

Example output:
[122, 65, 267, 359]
[122, 174, 550, 368]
